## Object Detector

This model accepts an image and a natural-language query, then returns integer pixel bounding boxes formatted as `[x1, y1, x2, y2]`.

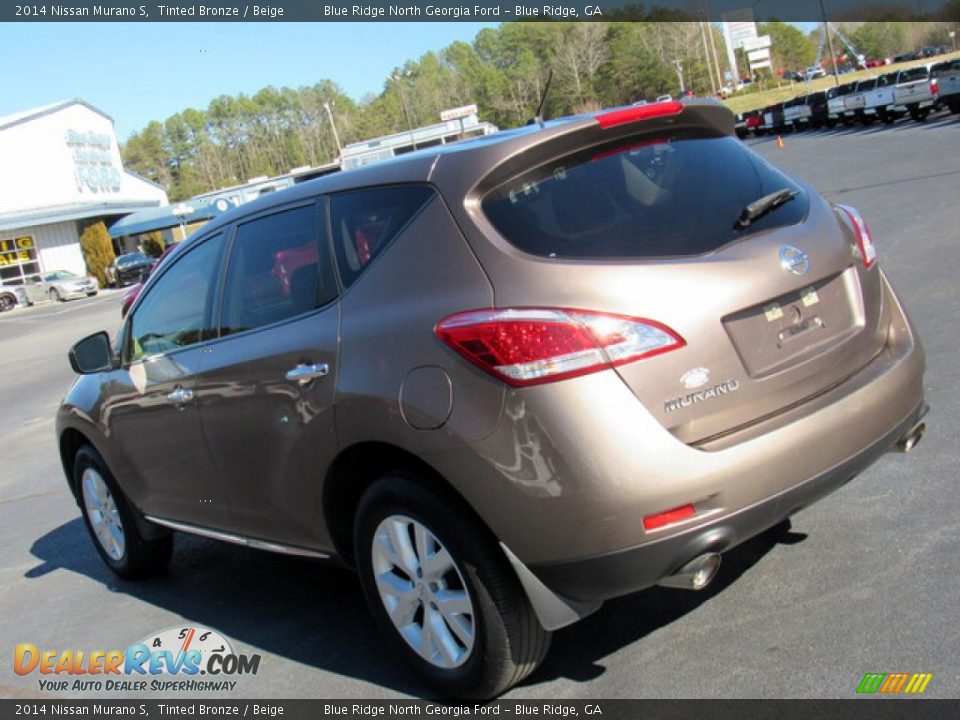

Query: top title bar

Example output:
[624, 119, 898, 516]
[4, 0, 960, 22]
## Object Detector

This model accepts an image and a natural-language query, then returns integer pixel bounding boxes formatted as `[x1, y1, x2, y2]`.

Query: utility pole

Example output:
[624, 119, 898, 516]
[708, 20, 724, 92]
[700, 20, 717, 95]
[819, 0, 840, 86]
[391, 72, 417, 150]
[322, 101, 342, 158]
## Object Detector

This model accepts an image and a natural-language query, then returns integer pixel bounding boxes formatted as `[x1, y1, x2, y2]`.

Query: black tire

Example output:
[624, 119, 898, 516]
[948, 100, 960, 115]
[0, 293, 15, 312]
[354, 473, 550, 699]
[909, 106, 929, 122]
[74, 445, 172, 579]
[86, 291, 98, 297]
[49, 288, 62, 302]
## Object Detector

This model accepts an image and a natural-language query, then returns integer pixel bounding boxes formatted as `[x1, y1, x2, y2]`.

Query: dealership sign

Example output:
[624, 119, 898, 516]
[66, 128, 122, 194]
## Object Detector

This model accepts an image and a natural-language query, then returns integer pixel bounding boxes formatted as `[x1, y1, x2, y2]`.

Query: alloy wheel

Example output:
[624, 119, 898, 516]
[371, 515, 475, 669]
[81, 467, 126, 561]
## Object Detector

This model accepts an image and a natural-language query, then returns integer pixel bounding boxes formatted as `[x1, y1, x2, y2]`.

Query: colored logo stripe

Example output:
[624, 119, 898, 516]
[857, 673, 932, 694]
[904, 673, 933, 694]
[880, 673, 909, 693]
[857, 673, 885, 694]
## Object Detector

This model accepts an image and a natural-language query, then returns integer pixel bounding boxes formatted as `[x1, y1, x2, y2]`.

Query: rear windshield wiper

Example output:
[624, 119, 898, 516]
[735, 188, 799, 229]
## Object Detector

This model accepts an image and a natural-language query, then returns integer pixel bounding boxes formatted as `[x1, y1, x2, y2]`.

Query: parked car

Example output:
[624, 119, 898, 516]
[918, 45, 948, 58]
[783, 94, 812, 131]
[58, 99, 927, 699]
[0, 283, 22, 312]
[861, 71, 901, 123]
[892, 64, 938, 121]
[805, 90, 829, 128]
[843, 78, 878, 122]
[804, 65, 826, 80]
[930, 58, 960, 113]
[826, 81, 858, 126]
[655, 93, 673, 102]
[120, 243, 181, 317]
[762, 101, 788, 133]
[16, 270, 99, 304]
[106, 251, 155, 287]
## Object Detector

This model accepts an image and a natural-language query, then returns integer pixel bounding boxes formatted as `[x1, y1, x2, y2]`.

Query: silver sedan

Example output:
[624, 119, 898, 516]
[18, 270, 99, 304]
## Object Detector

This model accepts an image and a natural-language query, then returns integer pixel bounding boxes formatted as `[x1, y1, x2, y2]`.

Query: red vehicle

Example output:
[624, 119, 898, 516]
[121, 243, 180, 317]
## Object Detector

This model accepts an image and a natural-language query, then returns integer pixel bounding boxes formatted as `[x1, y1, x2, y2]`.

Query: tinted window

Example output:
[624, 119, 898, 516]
[44, 271, 78, 281]
[828, 85, 855, 98]
[117, 253, 149, 266]
[330, 185, 435, 288]
[899, 68, 929, 82]
[220, 204, 335, 336]
[482, 135, 807, 259]
[127, 234, 225, 362]
[932, 59, 960, 77]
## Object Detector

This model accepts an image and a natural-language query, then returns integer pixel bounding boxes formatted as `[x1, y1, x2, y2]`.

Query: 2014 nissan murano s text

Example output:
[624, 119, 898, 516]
[58, 99, 927, 698]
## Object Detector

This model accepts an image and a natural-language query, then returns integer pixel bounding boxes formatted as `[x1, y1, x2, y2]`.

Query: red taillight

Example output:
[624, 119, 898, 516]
[595, 101, 683, 129]
[931, 78, 939, 95]
[435, 308, 685, 387]
[643, 504, 696, 531]
[837, 205, 877, 269]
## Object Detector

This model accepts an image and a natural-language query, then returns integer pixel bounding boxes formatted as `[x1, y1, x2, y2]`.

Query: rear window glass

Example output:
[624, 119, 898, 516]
[481, 135, 807, 259]
[899, 68, 929, 82]
[932, 59, 960, 77]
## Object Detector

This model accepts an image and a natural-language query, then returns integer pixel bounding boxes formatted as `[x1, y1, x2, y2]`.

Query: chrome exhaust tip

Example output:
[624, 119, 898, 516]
[657, 553, 722, 591]
[894, 422, 925, 454]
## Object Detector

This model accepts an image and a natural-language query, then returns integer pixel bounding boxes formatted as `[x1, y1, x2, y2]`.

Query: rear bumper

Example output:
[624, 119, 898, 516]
[529, 400, 927, 603]
[426, 269, 925, 599]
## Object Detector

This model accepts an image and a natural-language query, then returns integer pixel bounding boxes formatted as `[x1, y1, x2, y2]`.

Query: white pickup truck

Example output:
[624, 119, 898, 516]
[892, 65, 937, 121]
[826, 82, 857, 126]
[861, 71, 900, 124]
[843, 78, 877, 122]
[931, 57, 960, 113]
[782, 95, 812, 130]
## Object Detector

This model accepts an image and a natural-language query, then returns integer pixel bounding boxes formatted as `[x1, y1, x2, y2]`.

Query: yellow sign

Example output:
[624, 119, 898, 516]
[0, 236, 37, 268]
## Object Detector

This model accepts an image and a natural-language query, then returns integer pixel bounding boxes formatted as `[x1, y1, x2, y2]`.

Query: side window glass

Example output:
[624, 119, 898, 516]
[330, 185, 435, 288]
[127, 233, 225, 362]
[220, 203, 335, 337]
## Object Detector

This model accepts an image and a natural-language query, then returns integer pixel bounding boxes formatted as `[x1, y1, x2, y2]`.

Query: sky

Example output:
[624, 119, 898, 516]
[0, 22, 498, 141]
[0, 21, 822, 143]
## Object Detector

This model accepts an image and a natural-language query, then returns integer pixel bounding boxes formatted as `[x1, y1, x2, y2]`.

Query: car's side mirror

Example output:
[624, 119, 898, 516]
[69, 331, 118, 374]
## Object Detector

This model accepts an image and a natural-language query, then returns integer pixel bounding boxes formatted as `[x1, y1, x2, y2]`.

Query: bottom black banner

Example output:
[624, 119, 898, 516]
[1, 699, 959, 720]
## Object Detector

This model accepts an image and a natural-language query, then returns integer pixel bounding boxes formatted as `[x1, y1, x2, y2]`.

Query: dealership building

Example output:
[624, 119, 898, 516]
[0, 99, 168, 285]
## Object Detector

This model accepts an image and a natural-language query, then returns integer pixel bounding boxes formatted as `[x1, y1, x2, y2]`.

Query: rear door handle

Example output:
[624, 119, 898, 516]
[285, 363, 329, 385]
[166, 387, 194, 407]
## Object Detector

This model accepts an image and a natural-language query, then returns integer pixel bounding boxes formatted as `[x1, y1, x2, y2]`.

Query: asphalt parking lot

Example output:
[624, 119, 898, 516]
[1, 115, 958, 700]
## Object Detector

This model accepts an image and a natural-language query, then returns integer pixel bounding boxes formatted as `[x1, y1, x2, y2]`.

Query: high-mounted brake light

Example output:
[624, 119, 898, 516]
[837, 205, 877, 269]
[435, 308, 685, 387]
[595, 101, 684, 129]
